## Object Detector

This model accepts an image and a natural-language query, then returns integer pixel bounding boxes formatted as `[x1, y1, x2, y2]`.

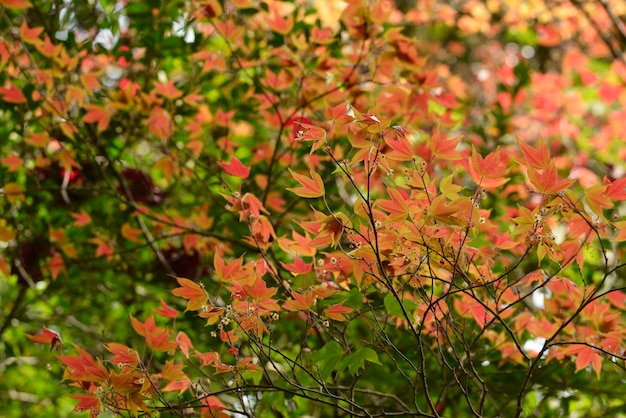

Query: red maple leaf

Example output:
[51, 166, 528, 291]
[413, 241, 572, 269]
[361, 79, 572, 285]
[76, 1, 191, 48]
[218, 156, 250, 178]
[26, 326, 62, 351]
[527, 161, 575, 194]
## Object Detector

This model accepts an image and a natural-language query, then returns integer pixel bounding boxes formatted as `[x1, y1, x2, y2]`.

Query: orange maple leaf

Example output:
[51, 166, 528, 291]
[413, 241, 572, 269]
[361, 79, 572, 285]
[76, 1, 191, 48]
[430, 129, 462, 161]
[83, 104, 112, 133]
[527, 161, 575, 194]
[218, 156, 250, 178]
[19, 21, 42, 45]
[468, 146, 509, 188]
[154, 299, 179, 319]
[105, 343, 139, 367]
[153, 80, 183, 100]
[0, 0, 32, 9]
[171, 277, 208, 311]
[287, 169, 325, 198]
[324, 301, 353, 321]
[283, 291, 315, 311]
[242, 278, 278, 301]
[130, 315, 177, 352]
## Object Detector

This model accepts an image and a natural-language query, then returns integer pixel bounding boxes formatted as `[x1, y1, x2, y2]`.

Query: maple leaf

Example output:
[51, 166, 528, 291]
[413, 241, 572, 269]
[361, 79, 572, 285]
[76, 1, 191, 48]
[0, 83, 27, 104]
[517, 139, 551, 169]
[283, 291, 315, 311]
[82, 104, 112, 133]
[308, 212, 352, 248]
[19, 21, 42, 45]
[162, 379, 189, 395]
[69, 394, 100, 415]
[376, 187, 409, 222]
[25, 132, 51, 147]
[0, 0, 32, 9]
[468, 146, 509, 188]
[287, 169, 325, 198]
[267, 3, 294, 35]
[176, 331, 193, 359]
[570, 345, 603, 378]
[58, 345, 108, 383]
[121, 223, 143, 243]
[153, 80, 183, 100]
[26, 326, 63, 351]
[105, 343, 139, 367]
[48, 252, 66, 280]
[147, 106, 172, 140]
[154, 299, 179, 318]
[280, 257, 313, 275]
[171, 277, 208, 311]
[0, 153, 22, 172]
[71, 210, 92, 227]
[242, 278, 278, 301]
[160, 359, 187, 381]
[218, 156, 250, 178]
[3, 182, 25, 204]
[430, 129, 461, 161]
[89, 236, 114, 260]
[439, 173, 464, 200]
[584, 184, 613, 217]
[130, 315, 177, 352]
[324, 301, 353, 321]
[527, 161, 575, 194]
[605, 177, 626, 201]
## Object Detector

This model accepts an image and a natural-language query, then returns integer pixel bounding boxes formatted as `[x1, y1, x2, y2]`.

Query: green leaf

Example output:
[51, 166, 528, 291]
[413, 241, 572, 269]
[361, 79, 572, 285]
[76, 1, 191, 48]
[310, 341, 344, 381]
[384, 292, 418, 318]
[339, 347, 382, 375]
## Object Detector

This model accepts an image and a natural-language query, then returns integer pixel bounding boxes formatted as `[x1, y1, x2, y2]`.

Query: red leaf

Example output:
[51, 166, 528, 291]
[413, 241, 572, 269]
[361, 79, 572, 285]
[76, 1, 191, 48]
[517, 139, 551, 169]
[280, 257, 312, 275]
[154, 299, 179, 318]
[71, 210, 92, 227]
[176, 331, 193, 359]
[58, 345, 108, 383]
[26, 326, 62, 351]
[0, 83, 27, 104]
[70, 394, 100, 414]
[572, 345, 603, 378]
[218, 156, 250, 178]
[606, 177, 626, 201]
[1, 153, 23, 172]
[0, 0, 32, 9]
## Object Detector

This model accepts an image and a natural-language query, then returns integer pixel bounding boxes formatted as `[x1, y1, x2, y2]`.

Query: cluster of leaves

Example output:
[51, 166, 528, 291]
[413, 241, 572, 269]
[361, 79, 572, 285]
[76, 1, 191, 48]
[1, 0, 626, 417]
